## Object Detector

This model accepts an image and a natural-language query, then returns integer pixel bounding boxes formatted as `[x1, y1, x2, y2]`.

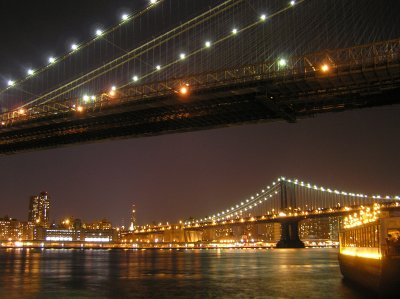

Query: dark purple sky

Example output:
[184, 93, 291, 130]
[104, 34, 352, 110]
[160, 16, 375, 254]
[1, 1, 399, 225]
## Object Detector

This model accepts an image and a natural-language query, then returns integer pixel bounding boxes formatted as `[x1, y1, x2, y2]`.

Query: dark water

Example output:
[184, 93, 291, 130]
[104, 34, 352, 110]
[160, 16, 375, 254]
[0, 248, 375, 299]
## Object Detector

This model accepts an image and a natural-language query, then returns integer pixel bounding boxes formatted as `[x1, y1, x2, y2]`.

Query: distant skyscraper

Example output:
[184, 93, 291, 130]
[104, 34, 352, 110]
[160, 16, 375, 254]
[28, 192, 50, 228]
[129, 204, 136, 231]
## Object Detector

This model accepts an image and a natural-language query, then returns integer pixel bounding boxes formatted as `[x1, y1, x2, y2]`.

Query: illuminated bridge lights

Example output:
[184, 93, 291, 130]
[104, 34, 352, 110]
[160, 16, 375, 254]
[321, 64, 330, 72]
[0, 1, 165, 90]
[5, 0, 305, 112]
[95, 29, 104, 37]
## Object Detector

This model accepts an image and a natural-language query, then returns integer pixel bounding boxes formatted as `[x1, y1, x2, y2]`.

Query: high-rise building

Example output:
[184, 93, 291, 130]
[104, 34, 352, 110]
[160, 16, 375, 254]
[28, 192, 50, 228]
[129, 204, 136, 231]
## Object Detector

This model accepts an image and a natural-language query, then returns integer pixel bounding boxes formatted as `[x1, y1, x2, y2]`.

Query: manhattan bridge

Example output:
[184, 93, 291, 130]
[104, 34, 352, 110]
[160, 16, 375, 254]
[0, 0, 399, 154]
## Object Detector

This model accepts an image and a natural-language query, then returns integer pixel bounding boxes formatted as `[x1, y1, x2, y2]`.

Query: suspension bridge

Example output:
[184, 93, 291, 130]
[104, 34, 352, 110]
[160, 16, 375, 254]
[0, 0, 399, 154]
[130, 176, 400, 248]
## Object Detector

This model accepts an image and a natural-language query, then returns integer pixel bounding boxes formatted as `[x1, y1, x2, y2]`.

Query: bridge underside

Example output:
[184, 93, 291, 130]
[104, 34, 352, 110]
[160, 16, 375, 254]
[1, 62, 399, 154]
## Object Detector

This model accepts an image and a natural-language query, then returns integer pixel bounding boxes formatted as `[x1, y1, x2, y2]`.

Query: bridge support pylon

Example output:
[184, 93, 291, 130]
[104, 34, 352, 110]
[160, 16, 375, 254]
[276, 221, 305, 248]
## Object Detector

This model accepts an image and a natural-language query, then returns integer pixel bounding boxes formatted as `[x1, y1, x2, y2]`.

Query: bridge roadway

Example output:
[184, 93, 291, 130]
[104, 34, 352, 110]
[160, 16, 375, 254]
[1, 39, 399, 154]
[133, 202, 400, 247]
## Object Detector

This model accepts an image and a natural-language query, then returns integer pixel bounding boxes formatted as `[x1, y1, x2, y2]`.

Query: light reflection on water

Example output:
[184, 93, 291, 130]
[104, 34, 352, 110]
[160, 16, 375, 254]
[0, 248, 374, 298]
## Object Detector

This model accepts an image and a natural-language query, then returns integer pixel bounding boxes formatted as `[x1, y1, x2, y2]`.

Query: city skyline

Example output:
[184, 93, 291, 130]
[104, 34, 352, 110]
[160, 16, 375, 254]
[1, 0, 399, 226]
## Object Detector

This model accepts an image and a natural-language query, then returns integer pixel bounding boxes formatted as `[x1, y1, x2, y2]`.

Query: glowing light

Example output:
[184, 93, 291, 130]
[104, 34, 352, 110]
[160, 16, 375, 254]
[150, 0, 157, 4]
[321, 64, 330, 72]
[18, 108, 25, 115]
[341, 248, 381, 260]
[48, 57, 56, 64]
[290, 1, 296, 6]
[156, 65, 161, 71]
[96, 29, 103, 36]
[205, 41, 211, 48]
[180, 86, 188, 95]
[83, 95, 90, 102]
[132, 75, 139, 82]
[278, 58, 287, 67]
[260, 14, 267, 21]
[232, 28, 238, 35]
[91, 95, 96, 101]
[71, 44, 78, 51]
[121, 14, 129, 21]
[7, 80, 15, 86]
[180, 53, 186, 60]
[27, 69, 34, 76]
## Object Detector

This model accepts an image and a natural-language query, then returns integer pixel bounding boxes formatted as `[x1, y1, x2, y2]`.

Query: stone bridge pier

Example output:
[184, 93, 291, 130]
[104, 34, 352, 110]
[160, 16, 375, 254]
[276, 220, 304, 248]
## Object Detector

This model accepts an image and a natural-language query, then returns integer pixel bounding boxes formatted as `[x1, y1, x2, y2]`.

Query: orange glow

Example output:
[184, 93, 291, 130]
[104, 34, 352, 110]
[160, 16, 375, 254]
[77, 106, 84, 112]
[180, 86, 188, 95]
[109, 90, 116, 97]
[321, 64, 330, 72]
[18, 108, 25, 115]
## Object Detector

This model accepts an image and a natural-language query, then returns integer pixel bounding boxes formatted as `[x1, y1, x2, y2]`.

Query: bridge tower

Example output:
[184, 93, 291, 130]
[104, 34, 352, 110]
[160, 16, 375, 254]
[276, 180, 305, 248]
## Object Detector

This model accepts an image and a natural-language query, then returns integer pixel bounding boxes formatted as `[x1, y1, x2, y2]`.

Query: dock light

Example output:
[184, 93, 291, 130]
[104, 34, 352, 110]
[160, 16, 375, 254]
[27, 69, 34, 75]
[180, 53, 186, 60]
[205, 41, 211, 48]
[290, 1, 296, 6]
[156, 65, 161, 70]
[232, 28, 238, 35]
[260, 14, 267, 21]
[121, 14, 129, 21]
[48, 57, 55, 64]
[132, 75, 139, 82]
[150, 0, 157, 4]
[96, 29, 103, 36]
[7, 80, 15, 86]
[321, 64, 330, 72]
[71, 44, 78, 51]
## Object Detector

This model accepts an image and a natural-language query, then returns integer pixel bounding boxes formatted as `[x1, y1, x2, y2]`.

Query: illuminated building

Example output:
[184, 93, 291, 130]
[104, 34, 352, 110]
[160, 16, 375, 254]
[299, 217, 339, 241]
[85, 219, 112, 230]
[129, 204, 136, 231]
[0, 217, 34, 241]
[0, 217, 20, 240]
[28, 192, 50, 228]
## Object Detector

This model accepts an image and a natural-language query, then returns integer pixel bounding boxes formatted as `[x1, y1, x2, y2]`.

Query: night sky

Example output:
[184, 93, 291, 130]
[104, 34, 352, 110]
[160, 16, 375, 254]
[0, 0, 399, 226]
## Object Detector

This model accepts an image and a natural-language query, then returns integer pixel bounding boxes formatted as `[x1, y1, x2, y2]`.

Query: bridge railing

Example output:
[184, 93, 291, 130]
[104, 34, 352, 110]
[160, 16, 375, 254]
[1, 38, 399, 127]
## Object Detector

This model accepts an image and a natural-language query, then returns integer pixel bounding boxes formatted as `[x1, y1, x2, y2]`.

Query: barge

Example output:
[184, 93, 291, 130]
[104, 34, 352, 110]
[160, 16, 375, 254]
[338, 204, 400, 295]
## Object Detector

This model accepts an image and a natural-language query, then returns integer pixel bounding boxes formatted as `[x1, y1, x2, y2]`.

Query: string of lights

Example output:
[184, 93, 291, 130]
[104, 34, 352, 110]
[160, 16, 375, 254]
[2, 0, 164, 94]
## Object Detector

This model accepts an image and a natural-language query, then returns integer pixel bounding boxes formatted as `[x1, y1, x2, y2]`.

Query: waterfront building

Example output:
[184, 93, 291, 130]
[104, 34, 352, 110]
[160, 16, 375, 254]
[28, 192, 50, 228]
[85, 219, 112, 230]
[0, 217, 20, 240]
[299, 216, 339, 241]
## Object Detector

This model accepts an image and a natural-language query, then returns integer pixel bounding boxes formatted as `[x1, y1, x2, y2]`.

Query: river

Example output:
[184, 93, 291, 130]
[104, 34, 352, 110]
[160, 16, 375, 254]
[0, 248, 374, 298]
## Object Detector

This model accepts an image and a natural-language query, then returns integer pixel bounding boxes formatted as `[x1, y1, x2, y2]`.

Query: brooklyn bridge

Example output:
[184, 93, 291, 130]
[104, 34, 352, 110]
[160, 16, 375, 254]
[0, 0, 399, 154]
